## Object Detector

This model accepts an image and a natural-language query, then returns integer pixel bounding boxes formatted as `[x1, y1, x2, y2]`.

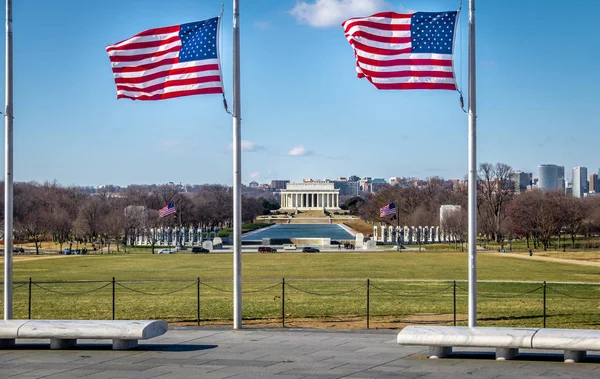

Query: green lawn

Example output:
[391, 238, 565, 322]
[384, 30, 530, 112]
[1, 251, 599, 329]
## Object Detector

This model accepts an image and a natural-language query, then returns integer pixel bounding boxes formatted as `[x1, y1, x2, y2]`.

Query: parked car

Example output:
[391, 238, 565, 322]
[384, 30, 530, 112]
[258, 246, 277, 253]
[302, 247, 320, 253]
[13, 247, 24, 253]
[192, 246, 209, 254]
[157, 249, 175, 254]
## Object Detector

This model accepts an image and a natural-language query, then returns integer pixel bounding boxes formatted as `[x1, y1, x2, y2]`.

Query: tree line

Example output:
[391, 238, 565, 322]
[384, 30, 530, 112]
[343, 163, 600, 251]
[0, 181, 278, 254]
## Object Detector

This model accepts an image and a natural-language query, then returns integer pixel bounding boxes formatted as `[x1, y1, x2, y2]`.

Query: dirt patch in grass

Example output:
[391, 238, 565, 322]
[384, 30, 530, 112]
[493, 252, 600, 267]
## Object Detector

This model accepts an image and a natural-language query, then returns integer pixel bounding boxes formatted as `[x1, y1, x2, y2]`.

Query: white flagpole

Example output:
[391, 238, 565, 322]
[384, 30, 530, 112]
[232, 0, 242, 329]
[3, 0, 13, 321]
[467, 0, 477, 327]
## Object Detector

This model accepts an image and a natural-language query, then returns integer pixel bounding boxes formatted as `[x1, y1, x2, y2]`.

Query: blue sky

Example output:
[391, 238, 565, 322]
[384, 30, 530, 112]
[1, 0, 599, 187]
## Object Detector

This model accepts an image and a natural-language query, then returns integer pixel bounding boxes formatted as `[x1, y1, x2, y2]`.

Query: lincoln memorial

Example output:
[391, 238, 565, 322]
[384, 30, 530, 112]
[279, 181, 341, 210]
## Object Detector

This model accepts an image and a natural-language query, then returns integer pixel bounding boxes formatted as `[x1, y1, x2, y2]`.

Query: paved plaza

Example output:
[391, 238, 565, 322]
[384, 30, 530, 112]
[1, 327, 599, 378]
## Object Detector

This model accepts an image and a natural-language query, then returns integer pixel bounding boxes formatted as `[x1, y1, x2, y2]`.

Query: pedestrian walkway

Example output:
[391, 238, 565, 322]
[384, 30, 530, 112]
[1, 327, 599, 378]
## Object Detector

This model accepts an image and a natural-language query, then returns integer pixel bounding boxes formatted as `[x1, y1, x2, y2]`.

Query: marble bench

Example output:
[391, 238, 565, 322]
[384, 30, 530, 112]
[0, 320, 168, 350]
[397, 326, 600, 363]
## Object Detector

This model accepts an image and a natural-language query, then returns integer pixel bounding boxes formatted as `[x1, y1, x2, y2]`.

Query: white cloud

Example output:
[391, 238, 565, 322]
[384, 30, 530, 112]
[287, 145, 311, 156]
[290, 0, 388, 28]
[228, 140, 265, 152]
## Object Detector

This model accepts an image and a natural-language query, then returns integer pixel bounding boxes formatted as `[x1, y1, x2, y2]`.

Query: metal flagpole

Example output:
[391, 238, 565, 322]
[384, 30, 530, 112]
[3, 0, 14, 321]
[232, 0, 242, 329]
[467, 0, 477, 327]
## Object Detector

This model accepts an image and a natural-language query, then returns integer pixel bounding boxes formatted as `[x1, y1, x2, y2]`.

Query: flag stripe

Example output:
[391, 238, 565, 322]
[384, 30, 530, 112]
[118, 87, 224, 101]
[116, 75, 222, 93]
[113, 60, 218, 78]
[114, 65, 220, 84]
[108, 40, 182, 58]
[106, 28, 181, 51]
[360, 67, 455, 79]
[343, 11, 458, 91]
[106, 18, 223, 101]
[107, 36, 181, 54]
[349, 40, 412, 55]
[345, 30, 411, 44]
[117, 83, 223, 100]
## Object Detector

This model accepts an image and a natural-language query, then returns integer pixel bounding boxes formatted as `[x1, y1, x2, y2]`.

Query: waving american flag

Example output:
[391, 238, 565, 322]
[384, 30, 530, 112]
[106, 17, 223, 101]
[159, 203, 177, 218]
[380, 203, 396, 218]
[342, 11, 459, 90]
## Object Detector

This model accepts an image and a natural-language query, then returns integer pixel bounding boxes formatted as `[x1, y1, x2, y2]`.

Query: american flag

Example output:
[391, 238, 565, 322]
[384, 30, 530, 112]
[159, 203, 177, 218]
[342, 11, 458, 90]
[380, 203, 396, 217]
[106, 17, 223, 101]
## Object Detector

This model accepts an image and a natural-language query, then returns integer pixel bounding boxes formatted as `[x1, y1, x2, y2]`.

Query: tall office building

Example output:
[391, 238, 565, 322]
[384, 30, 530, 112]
[572, 166, 588, 198]
[511, 171, 532, 193]
[590, 173, 598, 193]
[537, 164, 564, 191]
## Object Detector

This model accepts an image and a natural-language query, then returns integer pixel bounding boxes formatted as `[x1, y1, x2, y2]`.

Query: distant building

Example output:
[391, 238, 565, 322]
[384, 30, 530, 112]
[371, 178, 387, 192]
[590, 173, 598, 193]
[537, 164, 564, 191]
[572, 166, 588, 198]
[332, 178, 359, 196]
[270, 180, 290, 190]
[248, 181, 259, 188]
[279, 181, 340, 210]
[565, 179, 573, 196]
[389, 177, 402, 185]
[511, 171, 531, 194]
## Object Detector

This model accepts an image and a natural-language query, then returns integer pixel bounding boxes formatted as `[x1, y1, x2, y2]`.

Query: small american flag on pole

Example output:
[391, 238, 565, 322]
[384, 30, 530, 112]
[380, 203, 396, 217]
[106, 17, 223, 101]
[342, 11, 459, 90]
[159, 203, 177, 218]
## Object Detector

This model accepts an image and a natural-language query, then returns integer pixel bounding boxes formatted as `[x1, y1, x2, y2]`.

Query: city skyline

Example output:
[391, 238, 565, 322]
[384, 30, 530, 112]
[0, 0, 598, 187]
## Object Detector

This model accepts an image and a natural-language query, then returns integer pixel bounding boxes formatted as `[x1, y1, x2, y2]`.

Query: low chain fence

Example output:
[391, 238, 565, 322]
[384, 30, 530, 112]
[1, 278, 599, 329]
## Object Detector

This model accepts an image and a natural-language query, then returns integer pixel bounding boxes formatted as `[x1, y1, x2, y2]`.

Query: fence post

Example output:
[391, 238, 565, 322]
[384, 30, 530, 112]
[366, 279, 370, 330]
[453, 280, 456, 326]
[28, 277, 32, 320]
[543, 281, 546, 328]
[112, 277, 116, 320]
[282, 278, 285, 328]
[197, 277, 200, 326]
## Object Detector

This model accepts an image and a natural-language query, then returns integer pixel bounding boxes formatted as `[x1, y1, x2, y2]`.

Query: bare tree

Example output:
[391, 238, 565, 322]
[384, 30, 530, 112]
[441, 208, 467, 251]
[478, 162, 514, 242]
[560, 196, 588, 248]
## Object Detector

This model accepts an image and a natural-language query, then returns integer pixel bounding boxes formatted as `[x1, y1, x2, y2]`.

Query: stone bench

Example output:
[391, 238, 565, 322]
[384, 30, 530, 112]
[397, 326, 600, 363]
[0, 320, 168, 350]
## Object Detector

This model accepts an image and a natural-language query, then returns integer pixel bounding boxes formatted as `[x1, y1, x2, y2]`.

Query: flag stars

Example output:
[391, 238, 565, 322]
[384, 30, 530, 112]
[410, 11, 456, 54]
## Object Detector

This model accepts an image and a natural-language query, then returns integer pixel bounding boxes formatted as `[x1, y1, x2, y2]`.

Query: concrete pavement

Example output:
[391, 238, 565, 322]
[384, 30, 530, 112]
[1, 327, 599, 378]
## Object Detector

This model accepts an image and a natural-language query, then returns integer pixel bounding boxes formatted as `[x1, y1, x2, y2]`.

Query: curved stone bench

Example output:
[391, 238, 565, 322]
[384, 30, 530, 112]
[0, 320, 168, 350]
[397, 326, 600, 363]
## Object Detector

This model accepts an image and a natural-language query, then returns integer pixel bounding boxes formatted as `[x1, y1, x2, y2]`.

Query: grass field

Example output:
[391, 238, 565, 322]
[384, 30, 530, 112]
[1, 251, 599, 329]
